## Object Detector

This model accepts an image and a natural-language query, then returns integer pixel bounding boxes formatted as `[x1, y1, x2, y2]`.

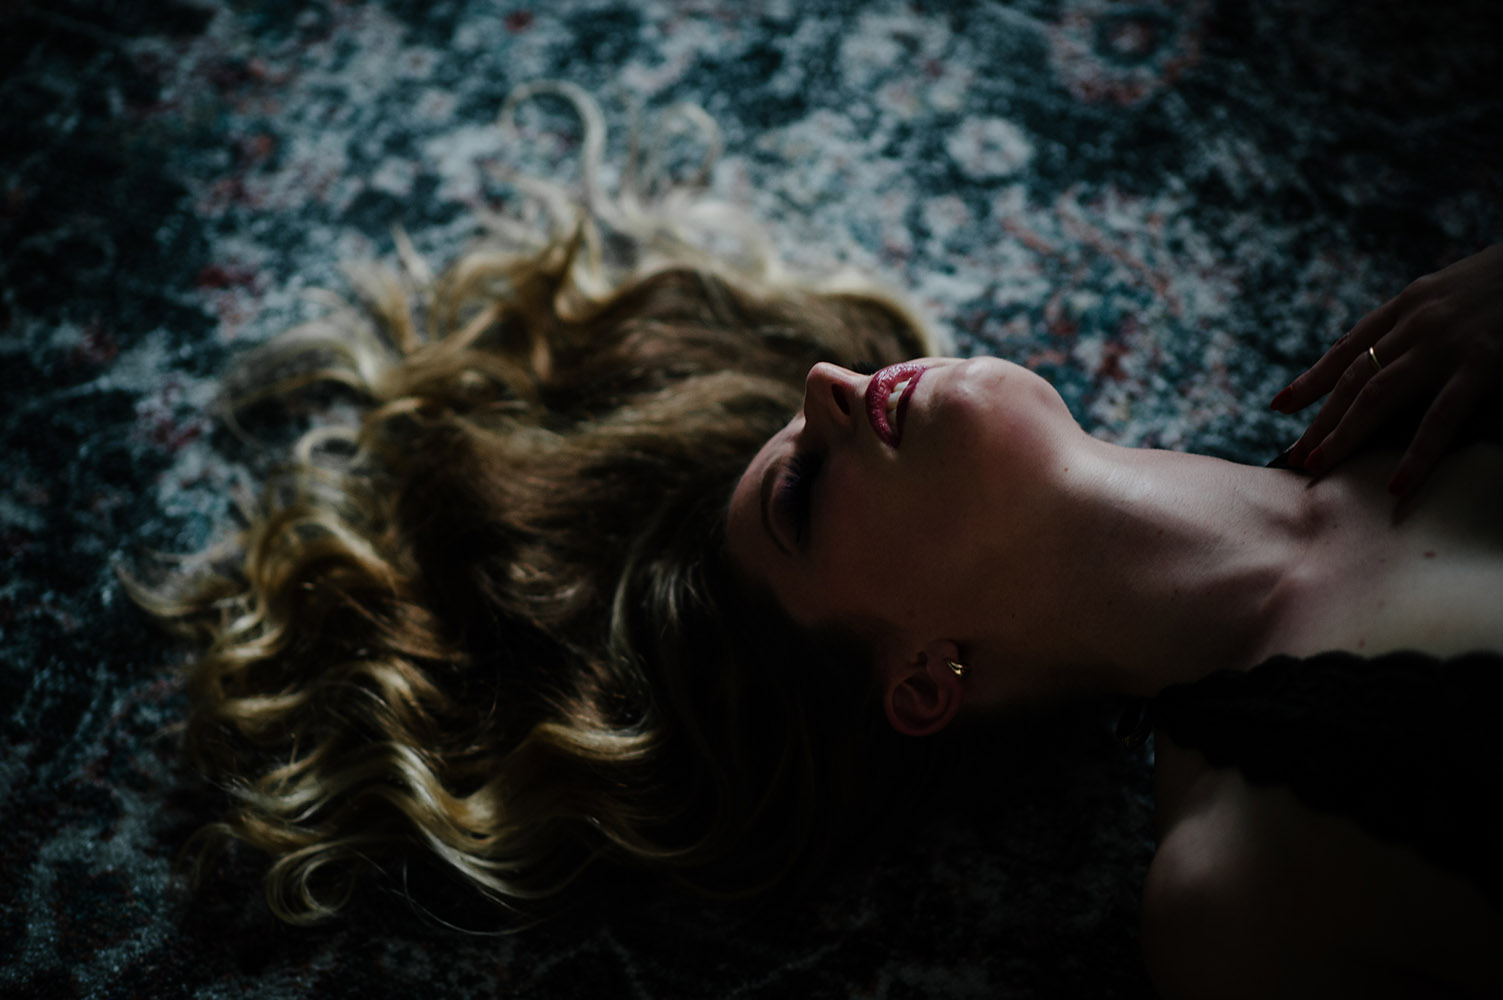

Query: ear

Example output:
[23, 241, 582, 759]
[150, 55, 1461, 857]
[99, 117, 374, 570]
[881, 639, 966, 737]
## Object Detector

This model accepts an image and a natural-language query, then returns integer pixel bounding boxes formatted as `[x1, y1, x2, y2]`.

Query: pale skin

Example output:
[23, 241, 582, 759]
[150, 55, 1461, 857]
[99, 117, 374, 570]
[1274, 243, 1503, 495]
[728, 332, 1503, 992]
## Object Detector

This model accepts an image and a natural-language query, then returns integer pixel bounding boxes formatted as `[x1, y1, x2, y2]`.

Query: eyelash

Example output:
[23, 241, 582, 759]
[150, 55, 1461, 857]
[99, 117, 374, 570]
[777, 450, 824, 544]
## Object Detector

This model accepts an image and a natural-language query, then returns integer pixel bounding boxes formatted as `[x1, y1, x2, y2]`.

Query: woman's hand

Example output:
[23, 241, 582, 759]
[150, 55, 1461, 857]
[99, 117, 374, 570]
[1270, 244, 1503, 494]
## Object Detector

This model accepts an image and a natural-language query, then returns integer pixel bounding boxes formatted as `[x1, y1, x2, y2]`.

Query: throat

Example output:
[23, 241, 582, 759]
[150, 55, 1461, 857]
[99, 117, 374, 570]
[1056, 446, 1316, 697]
[1248, 447, 1503, 664]
[971, 441, 1503, 708]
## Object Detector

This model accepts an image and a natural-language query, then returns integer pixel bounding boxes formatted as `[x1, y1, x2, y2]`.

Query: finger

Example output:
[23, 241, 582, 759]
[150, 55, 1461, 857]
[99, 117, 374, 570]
[1286, 348, 1384, 467]
[1273, 296, 1398, 412]
[1286, 307, 1434, 467]
[1388, 368, 1490, 496]
[1302, 352, 1431, 473]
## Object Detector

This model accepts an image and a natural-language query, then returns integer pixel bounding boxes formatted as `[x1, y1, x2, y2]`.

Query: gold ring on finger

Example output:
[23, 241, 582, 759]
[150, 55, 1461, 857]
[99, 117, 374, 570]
[1366, 345, 1382, 374]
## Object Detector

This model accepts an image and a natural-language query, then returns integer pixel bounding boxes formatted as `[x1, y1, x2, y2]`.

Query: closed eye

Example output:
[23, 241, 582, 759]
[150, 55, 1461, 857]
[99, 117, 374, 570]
[775, 450, 824, 546]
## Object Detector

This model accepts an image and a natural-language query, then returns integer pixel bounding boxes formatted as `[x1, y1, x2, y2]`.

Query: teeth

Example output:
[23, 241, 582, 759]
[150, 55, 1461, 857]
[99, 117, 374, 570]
[886, 379, 910, 420]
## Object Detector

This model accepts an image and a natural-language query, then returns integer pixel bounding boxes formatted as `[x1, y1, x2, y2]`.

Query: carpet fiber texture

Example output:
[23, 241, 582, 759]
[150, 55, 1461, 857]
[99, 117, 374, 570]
[3, 1, 1500, 997]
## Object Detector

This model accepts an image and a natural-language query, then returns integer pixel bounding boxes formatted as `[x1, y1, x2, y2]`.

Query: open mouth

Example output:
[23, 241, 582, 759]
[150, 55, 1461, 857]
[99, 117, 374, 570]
[865, 362, 927, 447]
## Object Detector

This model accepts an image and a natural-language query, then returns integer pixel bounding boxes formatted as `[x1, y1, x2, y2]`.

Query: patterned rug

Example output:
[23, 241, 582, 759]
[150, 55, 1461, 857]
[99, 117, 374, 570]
[3, 1, 1499, 996]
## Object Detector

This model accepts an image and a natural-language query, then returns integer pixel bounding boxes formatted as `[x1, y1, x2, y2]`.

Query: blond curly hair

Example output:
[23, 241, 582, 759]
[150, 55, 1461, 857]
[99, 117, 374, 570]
[131, 86, 936, 923]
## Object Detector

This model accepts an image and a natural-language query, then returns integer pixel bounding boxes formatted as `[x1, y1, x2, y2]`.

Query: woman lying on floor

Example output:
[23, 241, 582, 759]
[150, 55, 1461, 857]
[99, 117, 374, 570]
[728, 253, 1503, 999]
[140, 89, 1503, 999]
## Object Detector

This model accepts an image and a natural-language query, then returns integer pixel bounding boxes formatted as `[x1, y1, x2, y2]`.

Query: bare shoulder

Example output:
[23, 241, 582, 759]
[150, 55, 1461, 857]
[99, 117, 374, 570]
[1144, 734, 1503, 1000]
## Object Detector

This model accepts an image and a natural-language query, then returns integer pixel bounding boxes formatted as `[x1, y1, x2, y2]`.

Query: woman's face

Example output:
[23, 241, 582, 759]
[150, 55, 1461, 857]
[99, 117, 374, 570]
[726, 356, 1077, 650]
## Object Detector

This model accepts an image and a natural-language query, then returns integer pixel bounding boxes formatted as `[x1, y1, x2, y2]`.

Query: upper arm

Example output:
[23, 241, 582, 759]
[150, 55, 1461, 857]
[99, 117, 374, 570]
[1146, 737, 1284, 1000]
[1143, 758, 1367, 1000]
[1143, 813, 1281, 1000]
[1148, 736, 1503, 999]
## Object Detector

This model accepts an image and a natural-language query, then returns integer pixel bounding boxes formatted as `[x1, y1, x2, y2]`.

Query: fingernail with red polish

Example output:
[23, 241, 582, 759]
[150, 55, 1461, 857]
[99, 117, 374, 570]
[1270, 388, 1292, 412]
[1305, 447, 1326, 474]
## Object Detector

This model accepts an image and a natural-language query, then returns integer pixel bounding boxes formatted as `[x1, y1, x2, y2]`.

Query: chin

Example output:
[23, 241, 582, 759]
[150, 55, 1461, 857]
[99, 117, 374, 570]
[927, 356, 1078, 469]
[952, 356, 1069, 418]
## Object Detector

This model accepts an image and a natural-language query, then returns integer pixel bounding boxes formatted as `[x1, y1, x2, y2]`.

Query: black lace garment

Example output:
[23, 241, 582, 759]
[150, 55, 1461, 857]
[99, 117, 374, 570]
[1149, 649, 1503, 907]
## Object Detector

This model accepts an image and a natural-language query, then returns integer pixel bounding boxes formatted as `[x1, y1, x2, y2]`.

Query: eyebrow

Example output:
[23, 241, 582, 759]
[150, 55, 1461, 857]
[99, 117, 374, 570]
[758, 457, 792, 557]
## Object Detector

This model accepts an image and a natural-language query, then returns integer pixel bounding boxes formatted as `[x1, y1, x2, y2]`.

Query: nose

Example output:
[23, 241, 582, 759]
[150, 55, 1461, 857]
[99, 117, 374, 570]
[803, 362, 860, 433]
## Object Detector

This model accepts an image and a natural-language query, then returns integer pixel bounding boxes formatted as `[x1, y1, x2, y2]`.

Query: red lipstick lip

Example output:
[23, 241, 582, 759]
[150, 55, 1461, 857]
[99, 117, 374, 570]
[865, 362, 927, 447]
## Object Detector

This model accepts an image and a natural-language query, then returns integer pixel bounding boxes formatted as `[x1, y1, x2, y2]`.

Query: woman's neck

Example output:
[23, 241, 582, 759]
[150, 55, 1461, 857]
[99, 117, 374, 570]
[996, 435, 1503, 704]
[1056, 440, 1321, 695]
[962, 428, 1503, 709]
[965, 436, 1351, 703]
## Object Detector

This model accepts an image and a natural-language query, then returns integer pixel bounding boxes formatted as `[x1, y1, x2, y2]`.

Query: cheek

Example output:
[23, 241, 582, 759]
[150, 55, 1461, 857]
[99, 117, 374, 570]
[814, 468, 951, 620]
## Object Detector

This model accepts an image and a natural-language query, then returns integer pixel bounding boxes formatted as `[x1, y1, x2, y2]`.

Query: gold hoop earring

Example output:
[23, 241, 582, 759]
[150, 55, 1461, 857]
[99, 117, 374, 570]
[946, 659, 969, 678]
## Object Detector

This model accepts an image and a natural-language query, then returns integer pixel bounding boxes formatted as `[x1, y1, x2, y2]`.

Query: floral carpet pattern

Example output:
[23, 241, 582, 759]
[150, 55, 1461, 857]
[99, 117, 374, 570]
[2, 1, 1499, 997]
